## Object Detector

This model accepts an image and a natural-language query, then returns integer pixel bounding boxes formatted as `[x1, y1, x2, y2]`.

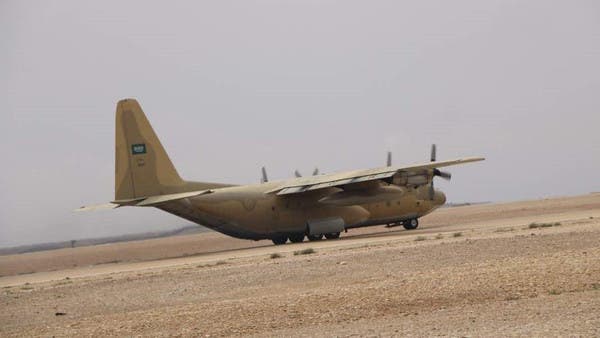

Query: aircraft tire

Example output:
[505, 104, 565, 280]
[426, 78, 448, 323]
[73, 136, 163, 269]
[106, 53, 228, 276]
[272, 236, 288, 245]
[307, 234, 324, 241]
[403, 218, 419, 230]
[324, 232, 340, 240]
[288, 233, 305, 243]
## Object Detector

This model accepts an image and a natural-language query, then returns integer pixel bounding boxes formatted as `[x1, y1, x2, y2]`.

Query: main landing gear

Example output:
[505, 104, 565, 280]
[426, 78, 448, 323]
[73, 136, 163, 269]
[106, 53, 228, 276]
[271, 235, 287, 245]
[288, 233, 305, 243]
[271, 232, 341, 245]
[324, 232, 340, 239]
[307, 234, 323, 241]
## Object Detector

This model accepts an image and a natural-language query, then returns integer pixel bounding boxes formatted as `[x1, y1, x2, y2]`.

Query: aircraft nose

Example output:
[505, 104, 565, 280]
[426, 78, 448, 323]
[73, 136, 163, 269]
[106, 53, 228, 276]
[434, 190, 446, 206]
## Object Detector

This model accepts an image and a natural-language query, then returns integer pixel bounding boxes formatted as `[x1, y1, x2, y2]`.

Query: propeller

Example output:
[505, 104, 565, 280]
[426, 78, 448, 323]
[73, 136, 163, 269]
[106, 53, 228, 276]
[261, 166, 268, 183]
[429, 144, 451, 199]
[387, 151, 392, 167]
[295, 168, 320, 177]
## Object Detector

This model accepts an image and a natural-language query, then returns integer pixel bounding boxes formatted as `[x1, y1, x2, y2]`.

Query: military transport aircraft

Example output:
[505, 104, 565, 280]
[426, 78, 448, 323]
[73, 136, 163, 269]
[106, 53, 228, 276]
[79, 99, 484, 245]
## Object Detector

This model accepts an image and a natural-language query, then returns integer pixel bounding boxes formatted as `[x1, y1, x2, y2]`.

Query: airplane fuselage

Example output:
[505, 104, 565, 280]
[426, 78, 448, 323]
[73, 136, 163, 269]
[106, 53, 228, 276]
[156, 181, 446, 240]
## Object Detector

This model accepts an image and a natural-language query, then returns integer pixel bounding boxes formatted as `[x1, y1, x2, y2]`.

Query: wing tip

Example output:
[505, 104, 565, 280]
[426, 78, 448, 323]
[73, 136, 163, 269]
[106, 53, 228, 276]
[464, 156, 485, 162]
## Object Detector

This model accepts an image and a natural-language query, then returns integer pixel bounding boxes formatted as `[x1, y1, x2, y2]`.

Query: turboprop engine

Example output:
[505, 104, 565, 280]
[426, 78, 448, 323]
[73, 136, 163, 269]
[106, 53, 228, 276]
[389, 144, 452, 200]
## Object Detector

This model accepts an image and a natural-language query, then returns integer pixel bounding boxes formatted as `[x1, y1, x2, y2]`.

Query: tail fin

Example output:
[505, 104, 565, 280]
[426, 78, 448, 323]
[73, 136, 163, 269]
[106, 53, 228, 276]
[115, 99, 185, 200]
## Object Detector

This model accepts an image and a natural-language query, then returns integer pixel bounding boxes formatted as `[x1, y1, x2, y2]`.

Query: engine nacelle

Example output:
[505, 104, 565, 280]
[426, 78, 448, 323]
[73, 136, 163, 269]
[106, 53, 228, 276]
[393, 173, 430, 186]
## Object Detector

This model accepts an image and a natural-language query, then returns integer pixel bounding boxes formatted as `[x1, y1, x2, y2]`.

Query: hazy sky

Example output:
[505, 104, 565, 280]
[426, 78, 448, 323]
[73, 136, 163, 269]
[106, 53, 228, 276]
[1, 1, 599, 247]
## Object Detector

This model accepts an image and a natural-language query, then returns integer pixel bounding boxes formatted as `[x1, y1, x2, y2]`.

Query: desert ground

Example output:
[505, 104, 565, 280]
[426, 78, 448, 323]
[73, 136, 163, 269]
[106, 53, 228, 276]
[1, 194, 599, 337]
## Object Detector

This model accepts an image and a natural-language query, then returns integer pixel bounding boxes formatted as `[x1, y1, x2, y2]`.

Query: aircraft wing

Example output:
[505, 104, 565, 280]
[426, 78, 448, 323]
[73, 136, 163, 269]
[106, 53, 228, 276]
[266, 157, 484, 196]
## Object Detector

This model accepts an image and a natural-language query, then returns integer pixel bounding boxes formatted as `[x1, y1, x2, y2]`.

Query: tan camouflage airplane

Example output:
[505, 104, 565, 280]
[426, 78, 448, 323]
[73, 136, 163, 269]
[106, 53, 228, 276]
[79, 99, 484, 245]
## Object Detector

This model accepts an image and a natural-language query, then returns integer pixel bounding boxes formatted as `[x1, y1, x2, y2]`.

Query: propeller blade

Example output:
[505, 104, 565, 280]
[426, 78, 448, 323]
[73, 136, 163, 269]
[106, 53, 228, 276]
[433, 168, 452, 180]
[438, 171, 452, 180]
[294, 170, 302, 178]
[428, 144, 450, 199]
[387, 151, 392, 167]
[429, 180, 435, 200]
[261, 166, 268, 183]
[312, 167, 319, 176]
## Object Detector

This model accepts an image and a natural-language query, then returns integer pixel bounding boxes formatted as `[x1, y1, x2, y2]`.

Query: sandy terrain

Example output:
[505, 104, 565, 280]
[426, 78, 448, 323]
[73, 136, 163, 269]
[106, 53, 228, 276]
[1, 194, 599, 336]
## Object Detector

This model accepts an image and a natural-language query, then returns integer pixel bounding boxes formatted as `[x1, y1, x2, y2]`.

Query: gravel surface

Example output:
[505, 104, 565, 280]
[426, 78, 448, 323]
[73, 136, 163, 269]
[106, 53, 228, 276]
[1, 194, 599, 337]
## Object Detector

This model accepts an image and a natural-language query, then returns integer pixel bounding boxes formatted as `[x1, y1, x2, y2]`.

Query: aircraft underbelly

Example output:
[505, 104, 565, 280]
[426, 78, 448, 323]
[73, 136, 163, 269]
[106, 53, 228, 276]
[156, 199, 267, 240]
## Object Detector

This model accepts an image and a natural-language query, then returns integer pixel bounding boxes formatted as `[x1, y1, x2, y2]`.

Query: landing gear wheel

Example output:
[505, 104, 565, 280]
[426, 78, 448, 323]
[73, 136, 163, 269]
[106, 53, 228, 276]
[324, 232, 341, 240]
[307, 234, 324, 241]
[403, 218, 419, 230]
[288, 233, 305, 243]
[271, 235, 287, 245]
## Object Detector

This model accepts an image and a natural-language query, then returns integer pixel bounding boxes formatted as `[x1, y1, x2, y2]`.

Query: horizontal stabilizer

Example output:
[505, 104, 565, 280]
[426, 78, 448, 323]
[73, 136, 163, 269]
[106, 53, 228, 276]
[76, 190, 213, 211]
[135, 190, 213, 206]
[75, 203, 120, 212]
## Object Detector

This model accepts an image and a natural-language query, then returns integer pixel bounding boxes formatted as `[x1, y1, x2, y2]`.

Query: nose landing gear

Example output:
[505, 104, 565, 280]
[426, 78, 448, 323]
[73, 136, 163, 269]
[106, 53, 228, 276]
[403, 218, 419, 230]
[385, 218, 419, 230]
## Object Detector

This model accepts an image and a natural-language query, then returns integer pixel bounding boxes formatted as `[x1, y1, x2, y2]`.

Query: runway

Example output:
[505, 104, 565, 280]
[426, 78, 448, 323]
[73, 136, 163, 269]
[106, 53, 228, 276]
[2, 193, 599, 287]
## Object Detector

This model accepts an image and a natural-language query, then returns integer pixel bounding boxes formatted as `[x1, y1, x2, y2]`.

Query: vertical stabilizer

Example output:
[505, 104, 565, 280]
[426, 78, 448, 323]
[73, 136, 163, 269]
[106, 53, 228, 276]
[115, 99, 184, 200]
